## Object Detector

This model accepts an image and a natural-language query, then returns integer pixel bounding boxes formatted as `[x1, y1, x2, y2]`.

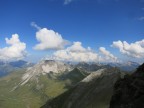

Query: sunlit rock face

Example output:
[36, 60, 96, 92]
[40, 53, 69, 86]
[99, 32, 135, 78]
[20, 60, 72, 85]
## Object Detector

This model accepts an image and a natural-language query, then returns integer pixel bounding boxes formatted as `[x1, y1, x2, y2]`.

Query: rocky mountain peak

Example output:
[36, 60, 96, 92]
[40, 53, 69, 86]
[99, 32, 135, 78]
[19, 60, 72, 86]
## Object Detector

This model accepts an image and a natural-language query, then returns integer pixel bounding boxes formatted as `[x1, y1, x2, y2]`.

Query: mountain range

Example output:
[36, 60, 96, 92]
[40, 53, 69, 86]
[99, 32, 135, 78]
[0, 60, 88, 108]
[0, 60, 141, 108]
[108, 61, 140, 71]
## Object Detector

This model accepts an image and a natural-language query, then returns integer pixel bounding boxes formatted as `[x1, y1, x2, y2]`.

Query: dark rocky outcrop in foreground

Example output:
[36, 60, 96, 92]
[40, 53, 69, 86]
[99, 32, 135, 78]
[110, 63, 144, 108]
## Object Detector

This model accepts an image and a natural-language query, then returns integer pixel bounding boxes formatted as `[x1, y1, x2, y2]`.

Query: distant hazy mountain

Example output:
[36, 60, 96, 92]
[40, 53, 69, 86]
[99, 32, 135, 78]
[41, 68, 126, 108]
[108, 61, 140, 71]
[75, 62, 110, 72]
[9, 60, 33, 68]
[75, 61, 139, 72]
[0, 60, 33, 77]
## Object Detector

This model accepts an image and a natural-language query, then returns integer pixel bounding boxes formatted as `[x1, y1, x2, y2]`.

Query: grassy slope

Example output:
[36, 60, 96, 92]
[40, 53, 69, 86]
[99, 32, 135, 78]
[0, 70, 67, 108]
[0, 68, 87, 108]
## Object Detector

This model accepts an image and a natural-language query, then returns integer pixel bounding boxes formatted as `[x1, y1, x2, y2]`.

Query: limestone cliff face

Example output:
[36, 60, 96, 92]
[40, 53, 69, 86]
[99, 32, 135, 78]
[110, 63, 144, 108]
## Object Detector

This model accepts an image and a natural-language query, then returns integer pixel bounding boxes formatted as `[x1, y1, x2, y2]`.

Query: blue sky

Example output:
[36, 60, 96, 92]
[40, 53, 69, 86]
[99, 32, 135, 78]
[0, 0, 144, 63]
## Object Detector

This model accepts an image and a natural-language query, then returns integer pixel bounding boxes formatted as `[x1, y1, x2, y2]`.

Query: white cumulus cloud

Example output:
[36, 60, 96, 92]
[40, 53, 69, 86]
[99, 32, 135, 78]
[53, 42, 98, 62]
[33, 28, 69, 50]
[111, 39, 144, 58]
[0, 34, 27, 61]
[67, 42, 87, 52]
[99, 47, 117, 62]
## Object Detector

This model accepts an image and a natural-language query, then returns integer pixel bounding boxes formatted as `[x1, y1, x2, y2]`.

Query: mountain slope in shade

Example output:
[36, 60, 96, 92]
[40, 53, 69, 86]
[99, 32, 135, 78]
[59, 68, 89, 87]
[109, 63, 144, 108]
[41, 68, 125, 108]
